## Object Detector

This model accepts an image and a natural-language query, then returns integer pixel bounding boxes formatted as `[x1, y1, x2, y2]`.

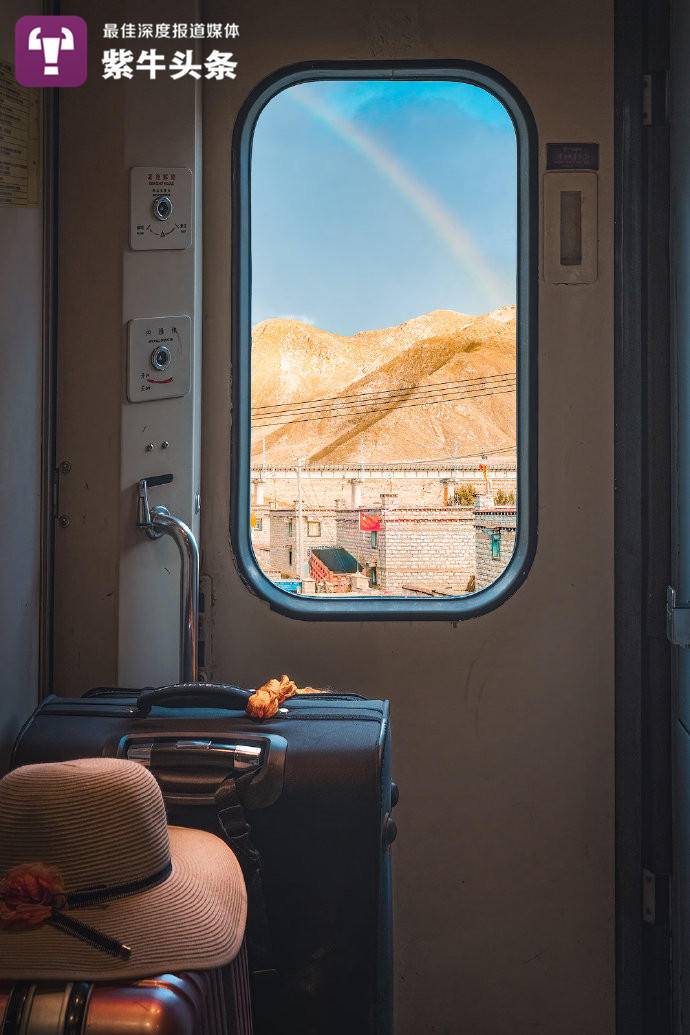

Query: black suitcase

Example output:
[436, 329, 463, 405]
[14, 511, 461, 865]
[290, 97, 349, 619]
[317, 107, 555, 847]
[10, 684, 396, 1035]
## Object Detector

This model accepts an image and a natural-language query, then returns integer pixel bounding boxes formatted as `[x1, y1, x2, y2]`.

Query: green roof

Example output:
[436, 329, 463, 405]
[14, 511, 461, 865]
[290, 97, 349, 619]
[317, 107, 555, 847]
[311, 547, 358, 574]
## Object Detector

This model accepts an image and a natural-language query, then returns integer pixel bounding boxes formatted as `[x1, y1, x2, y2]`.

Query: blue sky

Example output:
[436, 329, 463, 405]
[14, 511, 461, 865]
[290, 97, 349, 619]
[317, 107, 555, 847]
[251, 79, 517, 336]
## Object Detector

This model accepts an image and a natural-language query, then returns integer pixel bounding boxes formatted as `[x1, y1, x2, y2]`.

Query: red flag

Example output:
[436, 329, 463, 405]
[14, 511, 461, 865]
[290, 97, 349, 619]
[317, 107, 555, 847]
[359, 512, 382, 532]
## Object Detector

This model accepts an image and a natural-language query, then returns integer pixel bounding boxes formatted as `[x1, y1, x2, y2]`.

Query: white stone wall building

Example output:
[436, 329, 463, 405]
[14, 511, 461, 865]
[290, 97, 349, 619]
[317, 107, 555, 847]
[473, 509, 518, 590]
[374, 507, 476, 594]
[267, 509, 339, 577]
[251, 464, 517, 512]
[249, 505, 272, 573]
[258, 496, 518, 596]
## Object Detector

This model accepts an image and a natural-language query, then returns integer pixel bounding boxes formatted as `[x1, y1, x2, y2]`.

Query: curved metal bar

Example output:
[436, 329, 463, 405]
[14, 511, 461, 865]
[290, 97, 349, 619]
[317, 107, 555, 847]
[148, 505, 200, 683]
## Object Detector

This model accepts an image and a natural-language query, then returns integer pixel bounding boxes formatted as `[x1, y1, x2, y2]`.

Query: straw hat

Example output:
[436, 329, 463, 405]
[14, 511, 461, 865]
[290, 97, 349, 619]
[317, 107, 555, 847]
[0, 757, 247, 980]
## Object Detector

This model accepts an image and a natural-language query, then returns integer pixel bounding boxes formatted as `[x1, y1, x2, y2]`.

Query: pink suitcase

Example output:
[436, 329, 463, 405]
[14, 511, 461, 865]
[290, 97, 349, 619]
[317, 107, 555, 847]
[0, 943, 252, 1034]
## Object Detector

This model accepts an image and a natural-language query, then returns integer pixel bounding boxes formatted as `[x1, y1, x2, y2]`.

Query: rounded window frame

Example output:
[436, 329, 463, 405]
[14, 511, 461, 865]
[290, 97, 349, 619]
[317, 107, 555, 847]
[231, 60, 538, 621]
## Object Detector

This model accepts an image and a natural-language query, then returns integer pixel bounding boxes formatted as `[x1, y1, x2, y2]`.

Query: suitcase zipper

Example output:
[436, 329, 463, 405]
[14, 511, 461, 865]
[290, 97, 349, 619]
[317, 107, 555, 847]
[39, 699, 385, 722]
[278, 711, 383, 722]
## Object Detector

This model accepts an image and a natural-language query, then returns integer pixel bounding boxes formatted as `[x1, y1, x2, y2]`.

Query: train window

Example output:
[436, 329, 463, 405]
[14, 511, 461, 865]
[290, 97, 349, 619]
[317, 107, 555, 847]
[232, 64, 537, 619]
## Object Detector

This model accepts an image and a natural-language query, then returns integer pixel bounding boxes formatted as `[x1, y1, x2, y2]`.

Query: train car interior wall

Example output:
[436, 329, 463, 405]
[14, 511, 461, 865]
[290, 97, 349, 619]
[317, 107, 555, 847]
[0, 0, 687, 1032]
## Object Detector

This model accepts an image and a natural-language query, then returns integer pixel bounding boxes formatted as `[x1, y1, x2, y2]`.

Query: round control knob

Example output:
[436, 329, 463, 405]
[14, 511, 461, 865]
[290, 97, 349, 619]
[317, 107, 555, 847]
[152, 194, 173, 221]
[150, 344, 172, 371]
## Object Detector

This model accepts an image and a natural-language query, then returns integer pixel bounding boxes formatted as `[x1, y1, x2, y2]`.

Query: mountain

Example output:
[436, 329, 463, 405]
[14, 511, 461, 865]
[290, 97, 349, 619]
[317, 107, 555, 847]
[251, 307, 517, 466]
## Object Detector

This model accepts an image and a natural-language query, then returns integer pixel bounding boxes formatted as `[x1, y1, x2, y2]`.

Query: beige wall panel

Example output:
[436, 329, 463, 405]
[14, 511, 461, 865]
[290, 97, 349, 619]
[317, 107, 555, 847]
[53, 0, 614, 1030]
[53, 69, 125, 693]
[200, 1, 614, 1032]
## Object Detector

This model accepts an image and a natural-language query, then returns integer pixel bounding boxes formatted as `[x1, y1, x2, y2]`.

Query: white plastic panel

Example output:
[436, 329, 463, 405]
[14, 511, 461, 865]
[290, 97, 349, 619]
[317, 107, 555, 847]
[119, 41, 202, 689]
[127, 315, 191, 403]
[129, 166, 192, 250]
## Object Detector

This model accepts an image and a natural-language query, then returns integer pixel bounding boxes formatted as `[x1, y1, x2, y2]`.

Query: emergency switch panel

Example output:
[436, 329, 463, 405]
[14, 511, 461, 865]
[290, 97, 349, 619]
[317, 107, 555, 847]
[127, 315, 191, 403]
[129, 167, 193, 250]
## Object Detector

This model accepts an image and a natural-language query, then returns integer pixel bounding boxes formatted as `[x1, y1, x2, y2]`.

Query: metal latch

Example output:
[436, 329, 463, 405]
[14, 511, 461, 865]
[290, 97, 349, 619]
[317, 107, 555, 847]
[642, 868, 670, 926]
[667, 586, 690, 647]
[643, 868, 656, 924]
[643, 70, 669, 127]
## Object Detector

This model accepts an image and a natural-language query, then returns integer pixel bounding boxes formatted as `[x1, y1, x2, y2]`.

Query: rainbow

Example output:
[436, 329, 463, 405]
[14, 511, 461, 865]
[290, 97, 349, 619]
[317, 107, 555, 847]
[290, 87, 512, 307]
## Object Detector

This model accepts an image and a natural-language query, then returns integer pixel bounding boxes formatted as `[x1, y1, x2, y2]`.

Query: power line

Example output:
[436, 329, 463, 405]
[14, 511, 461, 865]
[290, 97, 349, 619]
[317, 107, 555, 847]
[252, 378, 517, 424]
[252, 384, 516, 429]
[252, 370, 516, 414]
[252, 375, 516, 421]
[252, 370, 515, 412]
[253, 385, 516, 429]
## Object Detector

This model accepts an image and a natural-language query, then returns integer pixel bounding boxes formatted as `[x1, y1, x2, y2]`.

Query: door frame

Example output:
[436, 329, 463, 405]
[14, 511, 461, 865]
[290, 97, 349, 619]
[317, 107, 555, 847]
[39, 81, 59, 701]
[615, 0, 672, 1030]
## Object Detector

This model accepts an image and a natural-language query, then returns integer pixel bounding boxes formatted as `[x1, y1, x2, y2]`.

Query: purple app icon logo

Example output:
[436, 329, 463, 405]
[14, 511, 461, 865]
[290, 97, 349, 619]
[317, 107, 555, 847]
[14, 16, 87, 88]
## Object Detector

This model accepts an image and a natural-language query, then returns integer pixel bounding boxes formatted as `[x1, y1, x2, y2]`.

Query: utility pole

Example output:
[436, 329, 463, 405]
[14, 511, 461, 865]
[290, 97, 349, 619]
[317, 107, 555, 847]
[296, 456, 305, 579]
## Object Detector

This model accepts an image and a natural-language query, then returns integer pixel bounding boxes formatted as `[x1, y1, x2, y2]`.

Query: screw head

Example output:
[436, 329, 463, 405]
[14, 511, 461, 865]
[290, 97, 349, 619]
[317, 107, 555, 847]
[145, 443, 154, 452]
[58, 514, 71, 528]
[59, 460, 72, 475]
[161, 440, 170, 449]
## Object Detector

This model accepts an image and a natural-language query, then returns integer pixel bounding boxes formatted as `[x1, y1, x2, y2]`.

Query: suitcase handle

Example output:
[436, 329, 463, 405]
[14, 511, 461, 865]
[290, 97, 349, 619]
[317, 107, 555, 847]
[136, 683, 252, 715]
[117, 730, 288, 809]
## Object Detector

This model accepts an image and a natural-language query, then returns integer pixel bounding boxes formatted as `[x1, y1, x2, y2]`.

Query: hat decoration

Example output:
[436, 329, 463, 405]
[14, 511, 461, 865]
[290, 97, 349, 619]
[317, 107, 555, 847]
[0, 858, 172, 959]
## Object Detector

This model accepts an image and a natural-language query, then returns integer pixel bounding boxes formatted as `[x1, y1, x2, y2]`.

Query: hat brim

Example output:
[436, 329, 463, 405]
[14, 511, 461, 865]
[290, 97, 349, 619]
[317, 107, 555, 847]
[0, 826, 247, 981]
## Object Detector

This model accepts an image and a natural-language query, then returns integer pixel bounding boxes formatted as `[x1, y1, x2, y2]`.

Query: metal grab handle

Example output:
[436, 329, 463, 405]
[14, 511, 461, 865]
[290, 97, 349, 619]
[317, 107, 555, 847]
[137, 476, 200, 683]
